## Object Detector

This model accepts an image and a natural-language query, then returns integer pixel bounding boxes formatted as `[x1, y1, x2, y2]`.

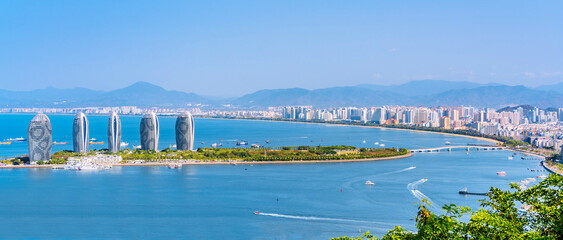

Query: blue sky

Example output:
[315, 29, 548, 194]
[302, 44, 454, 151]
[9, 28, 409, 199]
[1, 1, 562, 96]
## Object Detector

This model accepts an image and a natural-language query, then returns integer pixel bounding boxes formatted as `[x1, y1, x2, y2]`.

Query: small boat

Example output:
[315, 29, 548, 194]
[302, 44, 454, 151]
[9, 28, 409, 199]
[445, 141, 451, 145]
[253, 211, 260, 215]
[365, 180, 375, 185]
[89, 141, 104, 145]
[265, 140, 271, 144]
[362, 140, 366, 143]
[379, 144, 385, 147]
[133, 145, 141, 149]
[89, 138, 97, 141]
[251, 144, 262, 148]
[201, 142, 206, 144]
[537, 175, 547, 178]
[496, 171, 507, 176]
[508, 157, 513, 160]
[458, 187, 468, 194]
[169, 144, 177, 148]
[51, 166, 65, 170]
[120, 142, 129, 147]
[211, 143, 218, 148]
[53, 141, 68, 145]
[0, 141, 11, 145]
[6, 137, 26, 142]
[374, 142, 379, 145]
[168, 163, 182, 169]
[237, 141, 248, 146]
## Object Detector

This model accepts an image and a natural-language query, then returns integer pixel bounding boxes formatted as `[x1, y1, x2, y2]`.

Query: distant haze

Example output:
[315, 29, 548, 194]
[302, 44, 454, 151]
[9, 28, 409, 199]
[1, 1, 562, 96]
[4, 80, 563, 108]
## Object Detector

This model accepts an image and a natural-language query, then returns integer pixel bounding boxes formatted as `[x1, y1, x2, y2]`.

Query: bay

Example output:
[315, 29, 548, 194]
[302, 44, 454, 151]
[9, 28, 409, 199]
[0, 114, 543, 239]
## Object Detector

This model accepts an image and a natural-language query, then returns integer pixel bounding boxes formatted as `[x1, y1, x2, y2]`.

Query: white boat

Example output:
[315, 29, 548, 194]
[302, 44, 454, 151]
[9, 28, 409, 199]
[169, 144, 177, 148]
[362, 140, 366, 143]
[89, 138, 97, 141]
[211, 143, 218, 148]
[78, 165, 98, 171]
[120, 142, 129, 147]
[496, 171, 506, 176]
[133, 145, 141, 149]
[379, 144, 385, 147]
[168, 163, 182, 169]
[374, 142, 379, 145]
[6, 137, 26, 142]
[508, 157, 513, 160]
[445, 141, 451, 145]
[365, 180, 375, 185]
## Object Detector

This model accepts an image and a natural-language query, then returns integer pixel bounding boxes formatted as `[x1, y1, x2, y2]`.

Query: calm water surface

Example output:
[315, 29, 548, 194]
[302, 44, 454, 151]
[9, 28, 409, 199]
[0, 114, 544, 239]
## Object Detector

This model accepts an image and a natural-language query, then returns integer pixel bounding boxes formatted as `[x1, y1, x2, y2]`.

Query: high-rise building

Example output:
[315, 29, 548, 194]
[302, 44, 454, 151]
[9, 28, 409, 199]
[27, 113, 52, 162]
[439, 116, 451, 129]
[175, 111, 195, 151]
[140, 112, 159, 151]
[73, 112, 89, 153]
[108, 112, 121, 153]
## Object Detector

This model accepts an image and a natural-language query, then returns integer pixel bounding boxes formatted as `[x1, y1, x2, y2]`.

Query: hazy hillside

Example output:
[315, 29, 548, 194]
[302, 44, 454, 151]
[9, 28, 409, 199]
[3, 80, 563, 108]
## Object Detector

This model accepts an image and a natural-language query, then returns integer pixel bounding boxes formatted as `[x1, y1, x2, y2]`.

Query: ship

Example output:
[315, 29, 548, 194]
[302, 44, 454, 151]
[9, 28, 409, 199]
[89, 141, 104, 145]
[120, 142, 129, 147]
[53, 141, 68, 145]
[0, 141, 11, 145]
[237, 141, 248, 146]
[6, 137, 26, 142]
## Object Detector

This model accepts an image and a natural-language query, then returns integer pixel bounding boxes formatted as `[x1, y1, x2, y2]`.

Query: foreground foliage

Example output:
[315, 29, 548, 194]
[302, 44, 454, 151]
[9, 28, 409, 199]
[332, 174, 563, 240]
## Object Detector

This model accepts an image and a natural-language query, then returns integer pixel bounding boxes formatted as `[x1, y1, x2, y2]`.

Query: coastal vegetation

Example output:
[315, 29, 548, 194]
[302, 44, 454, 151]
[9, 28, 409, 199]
[110, 145, 409, 162]
[0, 146, 409, 165]
[332, 174, 563, 240]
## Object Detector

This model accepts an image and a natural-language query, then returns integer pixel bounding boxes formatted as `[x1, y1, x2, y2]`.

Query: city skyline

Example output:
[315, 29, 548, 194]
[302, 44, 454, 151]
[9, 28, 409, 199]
[1, 1, 562, 96]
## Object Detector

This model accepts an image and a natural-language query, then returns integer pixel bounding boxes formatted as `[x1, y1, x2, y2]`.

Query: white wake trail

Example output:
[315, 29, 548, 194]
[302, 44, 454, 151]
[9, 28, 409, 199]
[256, 212, 394, 226]
[407, 178, 432, 203]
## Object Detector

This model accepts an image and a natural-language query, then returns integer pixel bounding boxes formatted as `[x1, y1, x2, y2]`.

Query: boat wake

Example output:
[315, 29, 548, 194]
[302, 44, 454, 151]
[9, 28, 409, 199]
[255, 212, 393, 226]
[385, 166, 416, 175]
[407, 178, 432, 203]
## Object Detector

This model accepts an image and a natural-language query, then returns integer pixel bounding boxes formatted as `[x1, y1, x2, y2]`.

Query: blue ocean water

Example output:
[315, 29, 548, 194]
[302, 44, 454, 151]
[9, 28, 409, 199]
[0, 114, 544, 239]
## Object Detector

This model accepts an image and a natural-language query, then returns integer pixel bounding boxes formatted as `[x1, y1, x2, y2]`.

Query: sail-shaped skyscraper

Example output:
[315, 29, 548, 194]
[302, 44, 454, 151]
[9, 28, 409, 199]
[140, 112, 159, 151]
[27, 113, 52, 162]
[108, 112, 121, 153]
[175, 111, 195, 151]
[73, 112, 89, 153]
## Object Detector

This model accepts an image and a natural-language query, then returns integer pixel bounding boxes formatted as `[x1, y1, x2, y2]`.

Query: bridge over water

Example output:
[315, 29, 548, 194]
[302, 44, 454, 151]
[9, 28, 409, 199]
[410, 145, 505, 153]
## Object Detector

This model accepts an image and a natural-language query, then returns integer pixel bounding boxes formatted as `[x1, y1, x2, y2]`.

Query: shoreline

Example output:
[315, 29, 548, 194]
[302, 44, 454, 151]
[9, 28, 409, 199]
[210, 117, 502, 145]
[0, 153, 413, 169]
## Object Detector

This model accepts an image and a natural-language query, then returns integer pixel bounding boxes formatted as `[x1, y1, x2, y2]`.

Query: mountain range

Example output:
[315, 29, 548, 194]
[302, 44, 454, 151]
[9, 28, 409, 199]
[2, 80, 563, 109]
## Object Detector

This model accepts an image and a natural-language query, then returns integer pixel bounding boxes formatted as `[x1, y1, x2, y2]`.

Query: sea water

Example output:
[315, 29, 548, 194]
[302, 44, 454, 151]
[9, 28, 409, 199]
[0, 114, 544, 239]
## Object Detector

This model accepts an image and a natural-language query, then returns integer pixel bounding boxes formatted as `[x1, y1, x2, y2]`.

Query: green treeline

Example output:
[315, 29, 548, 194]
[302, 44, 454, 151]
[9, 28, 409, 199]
[46, 145, 409, 163]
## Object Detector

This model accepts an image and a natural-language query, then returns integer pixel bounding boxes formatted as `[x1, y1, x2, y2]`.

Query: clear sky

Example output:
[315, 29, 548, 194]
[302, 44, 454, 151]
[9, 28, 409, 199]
[1, 1, 562, 96]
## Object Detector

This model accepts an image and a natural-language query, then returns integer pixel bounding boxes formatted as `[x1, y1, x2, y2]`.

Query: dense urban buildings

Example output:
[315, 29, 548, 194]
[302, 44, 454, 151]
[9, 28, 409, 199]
[7, 104, 563, 152]
[140, 112, 159, 151]
[73, 112, 89, 153]
[108, 112, 121, 153]
[175, 111, 195, 151]
[27, 113, 52, 162]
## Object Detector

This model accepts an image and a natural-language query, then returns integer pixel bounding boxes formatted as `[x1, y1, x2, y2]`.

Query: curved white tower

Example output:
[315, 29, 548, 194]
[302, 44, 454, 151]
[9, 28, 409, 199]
[27, 113, 52, 162]
[175, 111, 195, 151]
[73, 112, 89, 153]
[108, 112, 121, 153]
[140, 112, 159, 151]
